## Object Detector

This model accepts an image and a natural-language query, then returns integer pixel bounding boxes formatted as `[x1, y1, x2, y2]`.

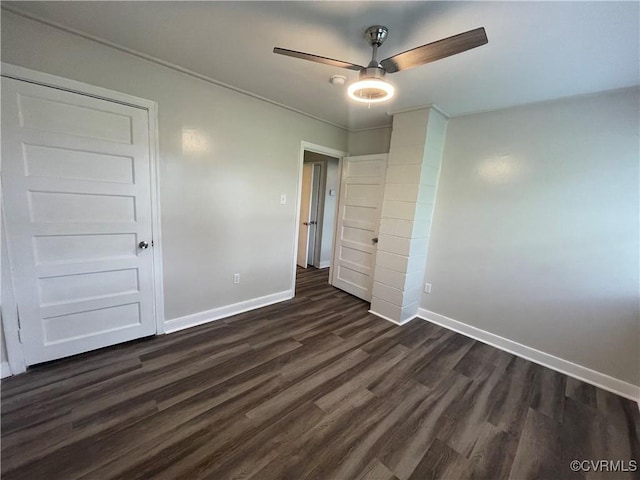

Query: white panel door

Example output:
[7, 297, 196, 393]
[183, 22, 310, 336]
[331, 154, 387, 301]
[297, 163, 313, 268]
[2, 77, 156, 365]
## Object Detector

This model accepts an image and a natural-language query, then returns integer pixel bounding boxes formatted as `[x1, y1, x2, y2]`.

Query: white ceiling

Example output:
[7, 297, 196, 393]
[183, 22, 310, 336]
[5, 1, 639, 130]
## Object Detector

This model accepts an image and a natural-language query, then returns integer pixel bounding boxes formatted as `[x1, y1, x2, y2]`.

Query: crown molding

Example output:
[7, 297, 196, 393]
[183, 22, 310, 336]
[348, 124, 393, 133]
[2, 6, 358, 132]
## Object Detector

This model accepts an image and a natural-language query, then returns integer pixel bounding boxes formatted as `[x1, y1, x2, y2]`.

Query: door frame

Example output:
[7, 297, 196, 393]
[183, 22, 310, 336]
[292, 141, 346, 294]
[1, 63, 165, 375]
[296, 162, 314, 269]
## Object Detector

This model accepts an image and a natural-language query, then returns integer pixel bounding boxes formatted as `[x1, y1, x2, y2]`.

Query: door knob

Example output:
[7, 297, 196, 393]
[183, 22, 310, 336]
[372, 237, 379, 244]
[303, 222, 310, 226]
[139, 241, 149, 250]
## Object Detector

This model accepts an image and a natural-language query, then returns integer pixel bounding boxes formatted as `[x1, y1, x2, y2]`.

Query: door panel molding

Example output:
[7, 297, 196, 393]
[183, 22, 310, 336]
[331, 153, 388, 302]
[1, 63, 164, 373]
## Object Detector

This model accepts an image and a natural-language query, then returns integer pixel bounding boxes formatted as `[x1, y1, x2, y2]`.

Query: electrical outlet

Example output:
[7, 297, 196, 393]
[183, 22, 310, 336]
[233, 273, 240, 284]
[424, 283, 432, 294]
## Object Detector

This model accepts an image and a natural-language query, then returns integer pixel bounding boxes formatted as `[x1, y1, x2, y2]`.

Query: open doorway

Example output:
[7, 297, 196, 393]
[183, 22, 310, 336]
[292, 143, 388, 303]
[291, 142, 346, 295]
[297, 151, 339, 269]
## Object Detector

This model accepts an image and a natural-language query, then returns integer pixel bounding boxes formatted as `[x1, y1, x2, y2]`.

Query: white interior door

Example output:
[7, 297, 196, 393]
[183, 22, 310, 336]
[331, 154, 388, 301]
[1, 77, 157, 365]
[297, 163, 313, 268]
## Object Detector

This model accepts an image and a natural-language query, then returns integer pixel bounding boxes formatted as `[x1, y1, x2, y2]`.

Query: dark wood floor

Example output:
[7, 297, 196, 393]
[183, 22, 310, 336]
[2, 267, 639, 480]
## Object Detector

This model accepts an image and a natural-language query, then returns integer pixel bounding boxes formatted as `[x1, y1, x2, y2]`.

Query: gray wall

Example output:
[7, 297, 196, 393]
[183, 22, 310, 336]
[2, 11, 348, 322]
[422, 88, 640, 386]
[347, 127, 392, 155]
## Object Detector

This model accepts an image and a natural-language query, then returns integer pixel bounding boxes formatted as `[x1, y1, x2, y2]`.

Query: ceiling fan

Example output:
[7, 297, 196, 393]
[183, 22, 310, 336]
[274, 25, 488, 103]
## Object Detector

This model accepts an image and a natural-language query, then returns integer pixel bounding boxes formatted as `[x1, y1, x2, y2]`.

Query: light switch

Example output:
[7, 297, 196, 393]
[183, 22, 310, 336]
[280, 194, 287, 205]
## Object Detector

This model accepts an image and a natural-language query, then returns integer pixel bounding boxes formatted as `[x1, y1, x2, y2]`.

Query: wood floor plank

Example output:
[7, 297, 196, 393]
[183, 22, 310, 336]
[208, 401, 327, 480]
[467, 422, 520, 480]
[411, 333, 475, 388]
[2, 267, 638, 480]
[379, 370, 473, 480]
[528, 363, 566, 421]
[561, 397, 607, 480]
[248, 387, 381, 480]
[78, 373, 287, 480]
[487, 356, 537, 435]
[314, 343, 410, 413]
[356, 458, 399, 480]
[245, 348, 370, 421]
[454, 341, 501, 379]
[311, 381, 430, 480]
[408, 438, 473, 480]
[509, 408, 562, 479]
[566, 376, 598, 408]
[437, 365, 504, 458]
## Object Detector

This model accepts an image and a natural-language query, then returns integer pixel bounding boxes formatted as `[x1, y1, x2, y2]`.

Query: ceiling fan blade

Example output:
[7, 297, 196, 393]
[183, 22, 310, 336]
[380, 27, 488, 73]
[273, 47, 363, 71]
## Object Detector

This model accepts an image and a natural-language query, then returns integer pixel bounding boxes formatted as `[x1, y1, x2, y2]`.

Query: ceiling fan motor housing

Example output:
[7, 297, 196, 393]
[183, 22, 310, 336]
[360, 66, 386, 80]
[365, 26, 389, 47]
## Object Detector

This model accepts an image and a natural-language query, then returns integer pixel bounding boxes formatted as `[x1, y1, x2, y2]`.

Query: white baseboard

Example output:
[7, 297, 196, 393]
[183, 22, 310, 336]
[318, 260, 331, 269]
[368, 309, 414, 326]
[164, 290, 294, 334]
[1, 362, 12, 379]
[417, 308, 640, 402]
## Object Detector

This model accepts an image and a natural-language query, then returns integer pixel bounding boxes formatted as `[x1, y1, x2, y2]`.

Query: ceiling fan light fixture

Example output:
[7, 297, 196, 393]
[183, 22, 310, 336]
[275, 25, 487, 107]
[347, 78, 394, 103]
